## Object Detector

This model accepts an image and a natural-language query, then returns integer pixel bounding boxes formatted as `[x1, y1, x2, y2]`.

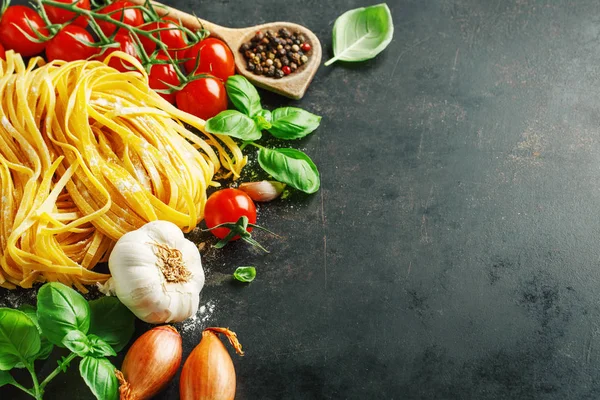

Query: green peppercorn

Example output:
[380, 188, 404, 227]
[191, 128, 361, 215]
[301, 55, 308, 64]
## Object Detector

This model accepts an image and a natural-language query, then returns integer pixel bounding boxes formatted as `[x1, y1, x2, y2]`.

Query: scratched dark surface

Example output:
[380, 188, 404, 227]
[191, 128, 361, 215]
[4, 0, 600, 398]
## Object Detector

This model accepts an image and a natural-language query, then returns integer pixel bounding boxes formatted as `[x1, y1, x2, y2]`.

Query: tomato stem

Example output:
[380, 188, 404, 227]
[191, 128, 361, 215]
[202, 215, 278, 253]
[39, 0, 192, 82]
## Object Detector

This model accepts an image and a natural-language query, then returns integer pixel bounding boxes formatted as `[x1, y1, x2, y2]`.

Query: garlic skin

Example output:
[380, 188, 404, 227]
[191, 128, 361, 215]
[104, 220, 205, 324]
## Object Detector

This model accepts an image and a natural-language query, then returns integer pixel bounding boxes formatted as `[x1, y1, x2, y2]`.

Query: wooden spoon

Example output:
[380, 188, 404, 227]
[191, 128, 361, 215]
[131, 0, 322, 100]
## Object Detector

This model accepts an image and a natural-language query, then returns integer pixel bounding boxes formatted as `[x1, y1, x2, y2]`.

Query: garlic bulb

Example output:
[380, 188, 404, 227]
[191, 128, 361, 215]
[102, 220, 205, 324]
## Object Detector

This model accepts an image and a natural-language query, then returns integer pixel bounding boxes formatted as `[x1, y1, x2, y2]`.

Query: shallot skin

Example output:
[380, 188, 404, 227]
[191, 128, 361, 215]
[120, 325, 182, 400]
[180, 329, 238, 400]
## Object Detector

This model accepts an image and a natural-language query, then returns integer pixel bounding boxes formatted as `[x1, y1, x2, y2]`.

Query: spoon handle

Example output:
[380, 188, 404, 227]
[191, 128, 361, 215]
[131, 0, 239, 42]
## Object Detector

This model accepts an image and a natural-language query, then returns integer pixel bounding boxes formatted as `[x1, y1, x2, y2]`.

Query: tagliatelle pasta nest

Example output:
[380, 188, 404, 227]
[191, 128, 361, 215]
[0, 50, 246, 291]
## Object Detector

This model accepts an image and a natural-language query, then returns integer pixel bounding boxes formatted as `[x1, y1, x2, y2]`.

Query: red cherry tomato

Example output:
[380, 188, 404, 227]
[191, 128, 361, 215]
[0, 6, 49, 57]
[46, 25, 97, 62]
[44, 0, 90, 27]
[99, 32, 139, 72]
[149, 54, 180, 104]
[139, 19, 187, 58]
[204, 189, 257, 240]
[175, 76, 227, 120]
[184, 38, 235, 82]
[0, 43, 5, 60]
[97, 1, 144, 37]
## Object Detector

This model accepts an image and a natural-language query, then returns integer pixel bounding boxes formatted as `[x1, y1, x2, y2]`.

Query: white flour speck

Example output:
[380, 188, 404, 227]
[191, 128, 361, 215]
[178, 299, 217, 333]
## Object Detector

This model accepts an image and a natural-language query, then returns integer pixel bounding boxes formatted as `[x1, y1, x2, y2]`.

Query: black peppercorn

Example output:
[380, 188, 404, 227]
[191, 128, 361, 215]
[241, 29, 311, 78]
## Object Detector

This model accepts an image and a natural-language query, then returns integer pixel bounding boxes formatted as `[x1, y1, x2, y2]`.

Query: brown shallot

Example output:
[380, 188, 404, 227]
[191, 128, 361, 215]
[117, 325, 183, 400]
[180, 327, 244, 400]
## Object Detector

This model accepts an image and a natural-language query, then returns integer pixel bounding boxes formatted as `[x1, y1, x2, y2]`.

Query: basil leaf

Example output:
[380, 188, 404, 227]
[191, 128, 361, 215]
[0, 308, 41, 370]
[88, 297, 135, 352]
[233, 266, 256, 283]
[0, 370, 15, 387]
[268, 107, 321, 139]
[62, 330, 91, 357]
[18, 305, 54, 360]
[325, 3, 394, 66]
[37, 282, 91, 347]
[205, 110, 262, 141]
[87, 335, 117, 358]
[226, 75, 262, 117]
[79, 356, 119, 400]
[257, 148, 320, 194]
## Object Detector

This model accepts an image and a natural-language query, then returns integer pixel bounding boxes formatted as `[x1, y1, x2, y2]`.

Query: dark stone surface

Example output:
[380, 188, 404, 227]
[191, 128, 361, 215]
[5, 0, 600, 398]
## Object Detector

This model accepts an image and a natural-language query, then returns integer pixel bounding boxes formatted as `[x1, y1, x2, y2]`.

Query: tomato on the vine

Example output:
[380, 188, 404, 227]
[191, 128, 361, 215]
[46, 25, 97, 62]
[139, 18, 187, 58]
[44, 0, 90, 27]
[0, 6, 49, 57]
[97, 0, 144, 37]
[99, 32, 140, 73]
[0, 43, 5, 60]
[184, 38, 235, 82]
[175, 76, 227, 120]
[149, 54, 180, 104]
[204, 189, 257, 240]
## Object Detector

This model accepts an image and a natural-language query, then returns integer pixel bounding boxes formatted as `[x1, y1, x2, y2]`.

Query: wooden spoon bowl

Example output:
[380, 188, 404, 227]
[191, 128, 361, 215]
[131, 1, 322, 99]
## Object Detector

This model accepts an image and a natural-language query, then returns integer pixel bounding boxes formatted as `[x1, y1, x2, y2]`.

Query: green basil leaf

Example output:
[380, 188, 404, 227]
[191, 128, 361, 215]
[325, 3, 394, 66]
[88, 297, 135, 352]
[18, 305, 54, 360]
[257, 148, 320, 194]
[37, 282, 91, 347]
[0, 370, 15, 387]
[205, 110, 262, 141]
[226, 75, 262, 117]
[87, 335, 117, 358]
[79, 356, 119, 400]
[0, 308, 41, 370]
[268, 107, 321, 139]
[62, 330, 91, 357]
[233, 266, 256, 282]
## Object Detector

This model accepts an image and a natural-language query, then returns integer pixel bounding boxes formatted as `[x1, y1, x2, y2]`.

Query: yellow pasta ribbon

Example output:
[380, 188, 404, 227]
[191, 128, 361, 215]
[0, 51, 246, 291]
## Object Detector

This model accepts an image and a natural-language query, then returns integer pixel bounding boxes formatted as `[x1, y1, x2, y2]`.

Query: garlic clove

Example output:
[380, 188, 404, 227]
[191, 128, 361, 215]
[238, 181, 286, 202]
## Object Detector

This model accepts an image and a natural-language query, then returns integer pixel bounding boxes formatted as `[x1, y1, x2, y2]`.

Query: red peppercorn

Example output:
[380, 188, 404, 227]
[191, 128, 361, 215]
[301, 43, 311, 52]
[282, 65, 291, 75]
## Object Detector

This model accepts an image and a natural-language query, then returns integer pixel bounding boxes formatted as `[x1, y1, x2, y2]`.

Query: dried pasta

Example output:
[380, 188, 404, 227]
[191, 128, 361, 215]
[0, 50, 245, 291]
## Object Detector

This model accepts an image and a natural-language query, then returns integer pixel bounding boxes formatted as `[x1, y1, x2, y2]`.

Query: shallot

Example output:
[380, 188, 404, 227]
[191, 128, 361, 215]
[117, 325, 182, 400]
[180, 327, 244, 400]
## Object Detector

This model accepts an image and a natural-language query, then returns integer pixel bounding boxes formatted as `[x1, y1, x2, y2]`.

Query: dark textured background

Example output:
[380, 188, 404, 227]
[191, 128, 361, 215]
[5, 0, 600, 398]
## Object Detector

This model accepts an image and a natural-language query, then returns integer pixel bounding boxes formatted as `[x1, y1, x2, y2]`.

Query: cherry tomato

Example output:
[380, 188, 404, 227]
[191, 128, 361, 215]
[0, 43, 5, 60]
[184, 38, 235, 82]
[46, 25, 97, 62]
[97, 1, 144, 37]
[0, 6, 49, 57]
[99, 32, 139, 73]
[175, 76, 227, 120]
[149, 54, 180, 104]
[204, 189, 257, 240]
[44, 0, 90, 28]
[139, 18, 187, 58]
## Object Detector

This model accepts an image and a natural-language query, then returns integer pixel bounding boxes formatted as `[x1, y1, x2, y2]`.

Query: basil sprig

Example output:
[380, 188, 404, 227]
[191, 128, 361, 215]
[325, 3, 394, 66]
[0, 283, 135, 400]
[205, 75, 322, 194]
